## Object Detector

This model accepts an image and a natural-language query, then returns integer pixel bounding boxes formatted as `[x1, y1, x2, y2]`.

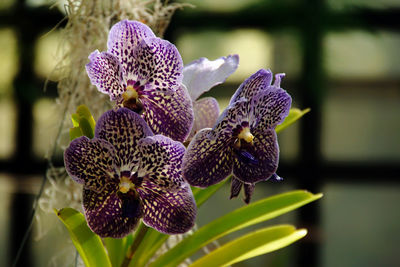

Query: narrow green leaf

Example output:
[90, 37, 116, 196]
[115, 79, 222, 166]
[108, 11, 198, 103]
[71, 113, 80, 127]
[193, 179, 228, 207]
[55, 208, 111, 267]
[276, 108, 310, 133]
[128, 230, 168, 267]
[149, 190, 322, 267]
[79, 117, 95, 139]
[69, 127, 83, 141]
[76, 104, 96, 130]
[104, 237, 128, 267]
[189, 225, 307, 267]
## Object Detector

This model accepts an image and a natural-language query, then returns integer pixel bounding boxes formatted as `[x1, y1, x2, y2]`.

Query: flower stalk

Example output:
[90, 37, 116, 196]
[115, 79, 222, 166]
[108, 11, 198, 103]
[121, 222, 150, 267]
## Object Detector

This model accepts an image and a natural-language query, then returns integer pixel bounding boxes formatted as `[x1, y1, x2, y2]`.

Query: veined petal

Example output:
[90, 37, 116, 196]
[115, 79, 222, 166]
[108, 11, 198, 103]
[230, 176, 242, 199]
[86, 50, 125, 101]
[141, 85, 193, 142]
[138, 135, 186, 189]
[130, 37, 183, 93]
[183, 55, 239, 101]
[95, 108, 153, 171]
[83, 182, 142, 238]
[233, 128, 279, 184]
[250, 87, 292, 130]
[229, 69, 273, 105]
[230, 176, 255, 204]
[64, 136, 117, 192]
[243, 182, 255, 204]
[189, 97, 220, 140]
[138, 181, 196, 234]
[137, 135, 196, 234]
[183, 129, 234, 187]
[107, 20, 156, 73]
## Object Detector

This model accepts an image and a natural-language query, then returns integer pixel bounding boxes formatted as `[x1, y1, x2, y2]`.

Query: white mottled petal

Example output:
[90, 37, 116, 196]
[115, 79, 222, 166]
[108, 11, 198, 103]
[183, 55, 239, 101]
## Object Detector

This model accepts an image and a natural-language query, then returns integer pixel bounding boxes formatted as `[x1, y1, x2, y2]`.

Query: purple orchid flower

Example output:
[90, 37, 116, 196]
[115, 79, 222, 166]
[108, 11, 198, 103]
[182, 55, 239, 140]
[86, 20, 193, 142]
[182, 69, 291, 204]
[64, 108, 196, 237]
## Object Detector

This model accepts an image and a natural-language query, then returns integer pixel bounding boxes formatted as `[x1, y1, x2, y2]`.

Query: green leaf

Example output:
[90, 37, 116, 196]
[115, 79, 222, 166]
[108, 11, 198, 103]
[128, 230, 168, 267]
[193, 179, 228, 207]
[104, 237, 128, 267]
[55, 208, 111, 267]
[76, 104, 96, 130]
[189, 225, 307, 267]
[79, 117, 95, 139]
[149, 190, 322, 267]
[69, 105, 96, 140]
[128, 182, 228, 267]
[276, 108, 310, 133]
[69, 127, 83, 141]
[71, 113, 80, 127]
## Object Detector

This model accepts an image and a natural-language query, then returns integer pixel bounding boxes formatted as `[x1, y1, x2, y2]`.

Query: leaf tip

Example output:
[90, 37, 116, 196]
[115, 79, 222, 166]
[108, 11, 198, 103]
[296, 228, 308, 238]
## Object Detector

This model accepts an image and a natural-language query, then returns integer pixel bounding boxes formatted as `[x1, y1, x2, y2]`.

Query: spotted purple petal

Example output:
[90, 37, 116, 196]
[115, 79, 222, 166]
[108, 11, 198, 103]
[183, 55, 239, 101]
[107, 20, 156, 74]
[83, 182, 142, 238]
[86, 50, 125, 101]
[138, 135, 186, 189]
[130, 37, 183, 93]
[229, 69, 273, 105]
[250, 87, 292, 130]
[64, 136, 117, 192]
[95, 108, 153, 171]
[183, 129, 234, 187]
[233, 128, 279, 184]
[188, 97, 220, 140]
[141, 85, 193, 142]
[210, 98, 249, 139]
[137, 135, 196, 234]
[138, 181, 196, 234]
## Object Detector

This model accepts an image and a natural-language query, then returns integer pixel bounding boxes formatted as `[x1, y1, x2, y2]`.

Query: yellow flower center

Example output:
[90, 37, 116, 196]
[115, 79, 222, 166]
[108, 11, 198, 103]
[122, 85, 139, 102]
[119, 176, 134, 194]
[238, 127, 254, 144]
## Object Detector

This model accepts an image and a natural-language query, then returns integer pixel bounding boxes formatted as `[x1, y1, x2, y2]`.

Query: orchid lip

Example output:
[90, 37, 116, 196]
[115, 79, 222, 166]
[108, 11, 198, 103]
[238, 127, 254, 144]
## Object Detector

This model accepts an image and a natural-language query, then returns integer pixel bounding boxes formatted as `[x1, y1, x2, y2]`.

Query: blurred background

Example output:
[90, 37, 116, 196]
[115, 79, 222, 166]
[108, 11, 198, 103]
[1, 0, 400, 266]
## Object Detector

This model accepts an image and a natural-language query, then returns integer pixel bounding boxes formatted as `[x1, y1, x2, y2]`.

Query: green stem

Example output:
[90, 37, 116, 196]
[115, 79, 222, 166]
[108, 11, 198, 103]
[121, 222, 149, 267]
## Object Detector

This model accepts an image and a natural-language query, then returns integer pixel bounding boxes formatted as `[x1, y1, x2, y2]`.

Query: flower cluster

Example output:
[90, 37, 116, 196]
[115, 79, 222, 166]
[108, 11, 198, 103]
[64, 20, 291, 238]
[183, 69, 292, 203]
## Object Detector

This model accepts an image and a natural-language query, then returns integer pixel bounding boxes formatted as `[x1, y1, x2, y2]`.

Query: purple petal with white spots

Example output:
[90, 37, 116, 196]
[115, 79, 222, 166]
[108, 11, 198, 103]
[64, 136, 117, 192]
[141, 85, 193, 142]
[183, 129, 234, 187]
[229, 69, 273, 105]
[183, 55, 239, 101]
[137, 135, 196, 234]
[138, 135, 186, 190]
[83, 182, 142, 238]
[250, 87, 292, 130]
[139, 181, 196, 234]
[130, 37, 183, 93]
[210, 98, 249, 139]
[86, 50, 125, 101]
[95, 108, 153, 171]
[189, 97, 220, 140]
[107, 20, 155, 73]
[233, 128, 279, 184]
